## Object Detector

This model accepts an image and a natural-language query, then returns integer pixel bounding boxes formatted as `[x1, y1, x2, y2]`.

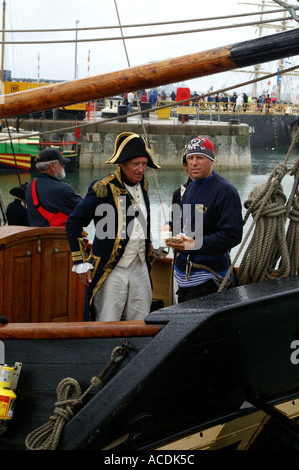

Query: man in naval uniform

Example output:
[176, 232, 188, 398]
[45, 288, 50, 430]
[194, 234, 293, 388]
[66, 132, 160, 321]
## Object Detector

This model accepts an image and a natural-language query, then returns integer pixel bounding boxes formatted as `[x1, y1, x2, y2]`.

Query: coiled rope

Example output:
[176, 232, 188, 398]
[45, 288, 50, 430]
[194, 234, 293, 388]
[25, 342, 131, 451]
[218, 126, 299, 291]
[237, 163, 290, 284]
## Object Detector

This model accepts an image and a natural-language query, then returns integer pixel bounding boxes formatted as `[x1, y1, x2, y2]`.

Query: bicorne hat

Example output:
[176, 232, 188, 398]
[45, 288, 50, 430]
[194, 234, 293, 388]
[9, 183, 28, 200]
[105, 132, 160, 169]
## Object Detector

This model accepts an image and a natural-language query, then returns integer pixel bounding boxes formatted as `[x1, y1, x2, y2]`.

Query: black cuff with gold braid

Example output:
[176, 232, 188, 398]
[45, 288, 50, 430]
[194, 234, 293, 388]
[71, 238, 90, 264]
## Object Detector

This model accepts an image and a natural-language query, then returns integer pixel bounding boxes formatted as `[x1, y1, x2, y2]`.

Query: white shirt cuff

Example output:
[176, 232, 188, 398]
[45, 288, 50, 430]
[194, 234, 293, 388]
[72, 263, 94, 273]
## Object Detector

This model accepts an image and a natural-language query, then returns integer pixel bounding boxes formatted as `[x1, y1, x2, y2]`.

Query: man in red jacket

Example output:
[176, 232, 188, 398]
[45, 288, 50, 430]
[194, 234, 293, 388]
[26, 148, 82, 227]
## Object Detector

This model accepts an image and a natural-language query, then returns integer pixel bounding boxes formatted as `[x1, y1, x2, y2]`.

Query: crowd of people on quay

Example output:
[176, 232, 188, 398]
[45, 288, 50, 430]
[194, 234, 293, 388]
[119, 88, 281, 114]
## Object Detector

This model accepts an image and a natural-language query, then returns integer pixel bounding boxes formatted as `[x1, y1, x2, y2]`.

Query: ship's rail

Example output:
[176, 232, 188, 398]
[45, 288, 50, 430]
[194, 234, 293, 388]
[173, 101, 299, 118]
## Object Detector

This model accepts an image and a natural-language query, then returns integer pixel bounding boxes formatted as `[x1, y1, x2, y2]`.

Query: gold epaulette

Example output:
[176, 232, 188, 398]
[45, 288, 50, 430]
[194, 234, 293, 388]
[143, 177, 149, 193]
[92, 174, 115, 198]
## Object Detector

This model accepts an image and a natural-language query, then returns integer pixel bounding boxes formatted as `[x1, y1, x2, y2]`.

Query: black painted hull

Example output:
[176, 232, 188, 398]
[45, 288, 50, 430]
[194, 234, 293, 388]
[191, 114, 298, 149]
[0, 276, 298, 450]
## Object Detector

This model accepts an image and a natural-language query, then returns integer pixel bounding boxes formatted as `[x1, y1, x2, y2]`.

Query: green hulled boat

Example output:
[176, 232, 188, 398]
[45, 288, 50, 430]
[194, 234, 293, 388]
[0, 128, 80, 171]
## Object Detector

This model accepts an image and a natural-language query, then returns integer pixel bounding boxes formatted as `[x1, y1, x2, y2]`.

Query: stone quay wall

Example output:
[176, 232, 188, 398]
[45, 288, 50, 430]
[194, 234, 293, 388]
[80, 121, 251, 169]
[13, 119, 251, 169]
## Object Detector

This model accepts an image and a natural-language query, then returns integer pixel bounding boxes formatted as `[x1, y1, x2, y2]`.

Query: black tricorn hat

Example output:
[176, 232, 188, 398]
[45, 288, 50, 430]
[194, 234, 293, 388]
[35, 148, 70, 165]
[105, 132, 160, 169]
[9, 183, 28, 200]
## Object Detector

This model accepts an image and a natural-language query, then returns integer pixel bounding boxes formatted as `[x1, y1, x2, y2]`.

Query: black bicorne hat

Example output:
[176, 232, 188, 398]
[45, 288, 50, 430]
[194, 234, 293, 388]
[9, 183, 28, 200]
[105, 132, 160, 169]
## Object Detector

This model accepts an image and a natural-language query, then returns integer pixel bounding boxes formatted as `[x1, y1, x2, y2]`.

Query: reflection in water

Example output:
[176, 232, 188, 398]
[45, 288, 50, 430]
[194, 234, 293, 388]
[0, 148, 296, 260]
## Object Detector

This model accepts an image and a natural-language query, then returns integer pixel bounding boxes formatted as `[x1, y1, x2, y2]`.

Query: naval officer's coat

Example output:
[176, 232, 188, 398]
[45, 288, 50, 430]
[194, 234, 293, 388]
[66, 165, 152, 319]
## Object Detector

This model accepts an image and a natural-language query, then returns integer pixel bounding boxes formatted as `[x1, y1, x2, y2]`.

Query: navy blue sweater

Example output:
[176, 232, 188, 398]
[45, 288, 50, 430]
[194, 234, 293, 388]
[173, 171, 243, 274]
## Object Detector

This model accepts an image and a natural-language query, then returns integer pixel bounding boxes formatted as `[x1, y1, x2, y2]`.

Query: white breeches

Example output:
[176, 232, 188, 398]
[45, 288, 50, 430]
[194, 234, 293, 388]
[93, 256, 152, 322]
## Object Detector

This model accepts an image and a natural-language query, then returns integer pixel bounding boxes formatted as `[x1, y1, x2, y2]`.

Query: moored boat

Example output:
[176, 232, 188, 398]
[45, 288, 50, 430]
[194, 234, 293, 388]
[0, 128, 80, 172]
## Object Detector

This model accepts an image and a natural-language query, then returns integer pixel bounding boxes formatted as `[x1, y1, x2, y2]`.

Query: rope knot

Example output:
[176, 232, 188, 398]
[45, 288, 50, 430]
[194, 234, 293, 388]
[24, 377, 83, 451]
[270, 162, 288, 180]
[90, 376, 102, 387]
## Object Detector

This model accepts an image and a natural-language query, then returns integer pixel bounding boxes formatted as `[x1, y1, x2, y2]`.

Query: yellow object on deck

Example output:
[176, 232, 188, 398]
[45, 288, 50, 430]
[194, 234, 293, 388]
[156, 101, 171, 119]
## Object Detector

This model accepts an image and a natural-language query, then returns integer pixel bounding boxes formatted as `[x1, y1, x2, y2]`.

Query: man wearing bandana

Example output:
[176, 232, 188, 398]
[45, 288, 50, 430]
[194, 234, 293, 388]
[66, 132, 160, 321]
[166, 137, 243, 303]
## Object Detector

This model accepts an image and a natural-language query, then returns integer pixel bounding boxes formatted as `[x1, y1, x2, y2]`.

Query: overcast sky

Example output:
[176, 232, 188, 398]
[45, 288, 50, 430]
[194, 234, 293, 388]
[3, 0, 298, 96]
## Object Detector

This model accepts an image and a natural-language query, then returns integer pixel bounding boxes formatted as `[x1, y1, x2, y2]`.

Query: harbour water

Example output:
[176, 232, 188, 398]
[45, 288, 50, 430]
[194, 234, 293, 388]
[0, 146, 297, 261]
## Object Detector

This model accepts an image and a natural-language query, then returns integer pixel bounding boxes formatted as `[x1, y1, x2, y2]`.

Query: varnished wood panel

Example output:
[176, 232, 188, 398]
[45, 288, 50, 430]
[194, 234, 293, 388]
[151, 257, 172, 307]
[0, 249, 3, 315]
[40, 237, 79, 322]
[3, 239, 41, 322]
[0, 227, 85, 323]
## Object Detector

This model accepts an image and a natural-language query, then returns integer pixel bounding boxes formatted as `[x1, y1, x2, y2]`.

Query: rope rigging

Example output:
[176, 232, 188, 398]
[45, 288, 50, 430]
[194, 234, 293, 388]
[0, 15, 294, 45]
[0, 8, 288, 33]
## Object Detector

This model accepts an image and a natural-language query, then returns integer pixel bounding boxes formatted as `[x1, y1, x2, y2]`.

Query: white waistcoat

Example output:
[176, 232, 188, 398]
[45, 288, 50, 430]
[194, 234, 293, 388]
[117, 182, 148, 268]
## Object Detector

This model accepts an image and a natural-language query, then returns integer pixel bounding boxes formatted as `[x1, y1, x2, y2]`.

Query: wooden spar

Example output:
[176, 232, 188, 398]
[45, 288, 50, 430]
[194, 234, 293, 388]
[0, 28, 299, 118]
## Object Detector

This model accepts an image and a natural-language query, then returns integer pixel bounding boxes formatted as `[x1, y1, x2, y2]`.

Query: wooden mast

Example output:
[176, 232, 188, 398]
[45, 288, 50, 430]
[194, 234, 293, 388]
[0, 28, 299, 118]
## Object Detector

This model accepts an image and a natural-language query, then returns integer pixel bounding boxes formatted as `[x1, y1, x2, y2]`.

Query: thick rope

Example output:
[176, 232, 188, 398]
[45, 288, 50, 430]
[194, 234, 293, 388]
[237, 168, 290, 284]
[286, 157, 299, 276]
[25, 344, 130, 451]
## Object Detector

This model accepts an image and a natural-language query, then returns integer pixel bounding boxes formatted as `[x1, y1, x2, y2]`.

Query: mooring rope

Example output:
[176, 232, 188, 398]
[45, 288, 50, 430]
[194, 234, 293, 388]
[24, 343, 131, 451]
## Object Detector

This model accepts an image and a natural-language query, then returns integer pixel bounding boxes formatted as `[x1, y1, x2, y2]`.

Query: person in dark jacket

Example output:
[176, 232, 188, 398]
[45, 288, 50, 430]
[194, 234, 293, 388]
[166, 137, 243, 303]
[6, 183, 29, 226]
[66, 132, 160, 322]
[25, 148, 82, 227]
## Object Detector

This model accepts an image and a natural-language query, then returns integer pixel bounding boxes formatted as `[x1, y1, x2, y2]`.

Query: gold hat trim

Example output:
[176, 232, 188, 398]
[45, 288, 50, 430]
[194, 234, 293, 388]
[105, 132, 160, 169]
